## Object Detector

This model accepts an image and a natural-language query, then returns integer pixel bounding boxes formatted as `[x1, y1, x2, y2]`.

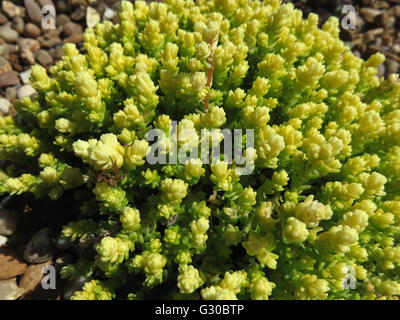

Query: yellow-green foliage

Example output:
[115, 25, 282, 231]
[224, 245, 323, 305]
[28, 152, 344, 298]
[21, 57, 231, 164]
[1, 0, 400, 300]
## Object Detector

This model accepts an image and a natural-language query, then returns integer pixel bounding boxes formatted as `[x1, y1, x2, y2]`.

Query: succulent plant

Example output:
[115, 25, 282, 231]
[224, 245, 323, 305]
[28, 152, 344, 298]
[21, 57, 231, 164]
[1, 0, 400, 300]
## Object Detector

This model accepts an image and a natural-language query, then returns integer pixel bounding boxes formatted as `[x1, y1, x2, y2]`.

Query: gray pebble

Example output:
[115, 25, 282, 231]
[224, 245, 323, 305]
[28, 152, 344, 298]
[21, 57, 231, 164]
[12, 16, 24, 34]
[23, 228, 55, 264]
[0, 98, 11, 113]
[34, 49, 53, 66]
[0, 23, 20, 43]
[0, 209, 18, 236]
[5, 86, 17, 101]
[17, 84, 36, 99]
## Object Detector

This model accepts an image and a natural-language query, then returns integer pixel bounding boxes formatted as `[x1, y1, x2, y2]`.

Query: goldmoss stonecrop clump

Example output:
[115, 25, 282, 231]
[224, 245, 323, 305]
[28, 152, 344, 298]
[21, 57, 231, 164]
[1, 0, 400, 300]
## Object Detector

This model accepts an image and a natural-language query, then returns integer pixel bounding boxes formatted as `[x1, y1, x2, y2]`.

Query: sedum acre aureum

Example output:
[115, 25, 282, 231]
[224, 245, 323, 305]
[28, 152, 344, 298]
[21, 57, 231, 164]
[1, 0, 400, 300]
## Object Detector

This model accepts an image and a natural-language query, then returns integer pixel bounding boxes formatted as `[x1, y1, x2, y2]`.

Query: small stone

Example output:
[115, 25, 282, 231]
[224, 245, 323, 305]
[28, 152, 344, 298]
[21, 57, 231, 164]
[71, 5, 86, 21]
[56, 0, 69, 14]
[389, 5, 400, 17]
[38, 0, 55, 7]
[63, 22, 82, 37]
[103, 7, 116, 21]
[340, 28, 354, 42]
[5, 86, 17, 101]
[20, 69, 31, 84]
[0, 209, 18, 236]
[0, 44, 9, 58]
[373, 12, 388, 28]
[17, 84, 36, 99]
[52, 44, 64, 59]
[2, 1, 23, 19]
[34, 49, 53, 66]
[69, 0, 87, 6]
[23, 228, 55, 264]
[360, 8, 383, 23]
[0, 56, 12, 75]
[64, 34, 84, 44]
[385, 16, 396, 29]
[381, 33, 393, 47]
[12, 16, 24, 34]
[0, 71, 20, 88]
[17, 38, 40, 52]
[86, 7, 101, 28]
[0, 235, 7, 248]
[38, 37, 61, 48]
[19, 260, 53, 295]
[386, 59, 399, 74]
[20, 48, 35, 65]
[0, 13, 7, 25]
[23, 23, 41, 38]
[0, 98, 11, 113]
[0, 23, 20, 43]
[56, 14, 71, 27]
[0, 278, 25, 300]
[0, 249, 27, 280]
[24, 0, 43, 26]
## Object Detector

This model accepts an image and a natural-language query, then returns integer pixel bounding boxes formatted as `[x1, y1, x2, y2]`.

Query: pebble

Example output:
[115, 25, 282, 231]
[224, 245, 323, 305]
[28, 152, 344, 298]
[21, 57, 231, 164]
[0, 56, 12, 75]
[38, 0, 55, 7]
[103, 7, 116, 21]
[360, 8, 383, 23]
[23, 23, 41, 38]
[2, 1, 23, 19]
[386, 59, 399, 74]
[56, 14, 71, 28]
[23, 228, 55, 264]
[5, 87, 17, 102]
[20, 69, 31, 84]
[19, 260, 53, 295]
[0, 71, 20, 88]
[0, 278, 25, 300]
[0, 97, 11, 113]
[86, 7, 101, 29]
[63, 22, 82, 38]
[0, 23, 20, 43]
[17, 38, 40, 52]
[0, 249, 27, 280]
[34, 49, 53, 66]
[71, 5, 86, 21]
[0, 209, 18, 236]
[24, 0, 43, 26]
[52, 44, 64, 60]
[0, 44, 9, 58]
[56, 0, 70, 14]
[12, 16, 25, 34]
[0, 13, 8, 25]
[20, 48, 35, 65]
[64, 34, 84, 44]
[0, 235, 7, 248]
[17, 84, 36, 99]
